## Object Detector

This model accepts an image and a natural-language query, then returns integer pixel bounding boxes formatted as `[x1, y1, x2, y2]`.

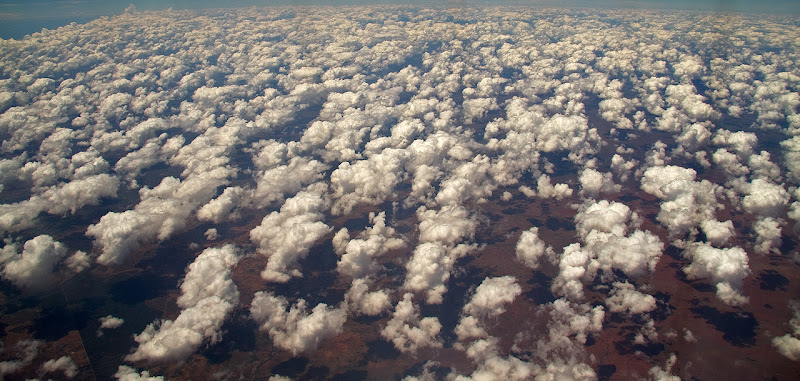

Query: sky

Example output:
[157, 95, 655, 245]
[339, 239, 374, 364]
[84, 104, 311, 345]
[1, 0, 799, 39]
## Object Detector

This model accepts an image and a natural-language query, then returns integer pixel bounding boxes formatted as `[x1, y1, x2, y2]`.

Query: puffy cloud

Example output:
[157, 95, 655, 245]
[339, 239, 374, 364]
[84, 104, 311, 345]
[250, 291, 347, 355]
[127, 245, 240, 362]
[39, 356, 78, 379]
[683, 243, 750, 306]
[552, 200, 663, 299]
[335, 211, 405, 279]
[250, 186, 332, 283]
[579, 168, 621, 198]
[772, 301, 800, 361]
[641, 165, 722, 238]
[535, 114, 594, 154]
[345, 278, 392, 316]
[753, 217, 782, 254]
[98, 314, 125, 336]
[114, 366, 165, 381]
[330, 148, 408, 215]
[742, 179, 789, 217]
[0, 173, 119, 233]
[647, 353, 680, 381]
[381, 293, 443, 354]
[253, 156, 328, 207]
[1, 235, 67, 289]
[462, 276, 522, 318]
[712, 148, 749, 178]
[100, 315, 125, 329]
[528, 174, 573, 200]
[515, 227, 555, 269]
[403, 242, 473, 304]
[611, 154, 638, 183]
[700, 219, 735, 247]
[196, 186, 246, 223]
[417, 205, 478, 246]
[713, 129, 757, 158]
[605, 282, 657, 315]
[65, 250, 91, 273]
[88, 169, 230, 265]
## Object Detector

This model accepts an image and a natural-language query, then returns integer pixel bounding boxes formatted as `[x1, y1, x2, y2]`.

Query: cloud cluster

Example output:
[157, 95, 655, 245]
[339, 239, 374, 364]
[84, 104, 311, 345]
[1, 4, 799, 379]
[552, 200, 663, 300]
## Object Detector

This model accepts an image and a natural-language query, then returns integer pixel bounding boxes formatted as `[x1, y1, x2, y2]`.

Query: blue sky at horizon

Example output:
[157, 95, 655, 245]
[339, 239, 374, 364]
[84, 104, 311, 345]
[0, 0, 799, 39]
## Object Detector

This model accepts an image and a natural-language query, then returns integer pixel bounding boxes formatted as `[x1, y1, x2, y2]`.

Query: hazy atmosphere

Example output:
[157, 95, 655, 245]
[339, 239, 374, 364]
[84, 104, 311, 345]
[1, 2, 800, 380]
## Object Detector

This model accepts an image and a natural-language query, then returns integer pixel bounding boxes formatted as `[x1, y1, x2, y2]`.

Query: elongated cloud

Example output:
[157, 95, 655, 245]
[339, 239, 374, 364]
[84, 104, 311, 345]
[127, 245, 240, 363]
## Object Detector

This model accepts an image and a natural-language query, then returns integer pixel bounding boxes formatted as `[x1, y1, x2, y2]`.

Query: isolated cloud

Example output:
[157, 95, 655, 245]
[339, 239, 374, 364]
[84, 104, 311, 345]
[115, 366, 165, 381]
[771, 301, 800, 361]
[683, 243, 750, 306]
[382, 293, 443, 354]
[0, 235, 67, 289]
[250, 291, 347, 355]
[335, 211, 405, 278]
[462, 276, 522, 318]
[579, 168, 621, 198]
[605, 282, 657, 315]
[515, 227, 555, 269]
[250, 186, 332, 282]
[39, 356, 79, 379]
[345, 278, 392, 316]
[127, 245, 240, 362]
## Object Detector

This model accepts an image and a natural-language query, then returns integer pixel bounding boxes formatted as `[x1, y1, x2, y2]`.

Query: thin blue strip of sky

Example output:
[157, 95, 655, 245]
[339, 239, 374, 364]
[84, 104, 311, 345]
[0, 0, 798, 39]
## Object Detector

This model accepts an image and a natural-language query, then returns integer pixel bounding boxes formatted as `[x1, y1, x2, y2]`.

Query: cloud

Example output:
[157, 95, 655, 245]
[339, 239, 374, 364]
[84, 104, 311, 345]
[335, 211, 405, 279]
[772, 301, 800, 361]
[98, 315, 125, 336]
[88, 169, 230, 266]
[605, 282, 657, 315]
[381, 293, 443, 354]
[249, 185, 332, 283]
[683, 243, 750, 306]
[114, 366, 165, 381]
[641, 165, 722, 239]
[647, 353, 680, 381]
[127, 245, 240, 363]
[250, 291, 347, 355]
[552, 200, 663, 300]
[39, 356, 79, 379]
[197, 186, 246, 223]
[742, 179, 789, 217]
[753, 217, 782, 254]
[345, 278, 392, 316]
[0, 235, 67, 289]
[100, 315, 125, 329]
[417, 204, 478, 246]
[515, 227, 555, 269]
[462, 276, 522, 318]
[0, 339, 40, 379]
[330, 148, 409, 215]
[700, 219, 735, 247]
[0, 173, 119, 234]
[403, 242, 473, 305]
